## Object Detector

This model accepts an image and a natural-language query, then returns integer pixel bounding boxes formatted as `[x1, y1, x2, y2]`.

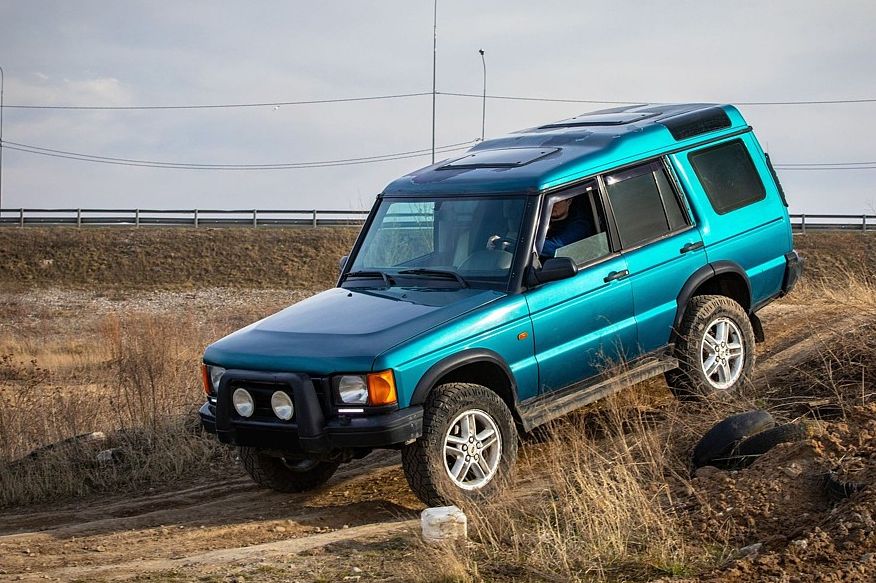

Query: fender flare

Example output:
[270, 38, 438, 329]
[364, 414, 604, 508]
[409, 348, 519, 407]
[674, 261, 752, 332]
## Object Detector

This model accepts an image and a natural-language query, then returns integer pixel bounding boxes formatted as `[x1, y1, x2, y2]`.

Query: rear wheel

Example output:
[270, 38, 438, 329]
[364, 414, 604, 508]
[239, 448, 338, 493]
[667, 295, 756, 399]
[401, 383, 518, 506]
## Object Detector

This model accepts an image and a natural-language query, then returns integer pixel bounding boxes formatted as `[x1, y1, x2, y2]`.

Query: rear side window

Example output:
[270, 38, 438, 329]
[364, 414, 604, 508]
[604, 161, 689, 249]
[689, 139, 766, 214]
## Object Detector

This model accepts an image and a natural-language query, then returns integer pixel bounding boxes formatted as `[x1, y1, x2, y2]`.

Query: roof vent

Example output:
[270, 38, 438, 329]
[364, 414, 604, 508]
[660, 107, 731, 140]
[438, 147, 560, 169]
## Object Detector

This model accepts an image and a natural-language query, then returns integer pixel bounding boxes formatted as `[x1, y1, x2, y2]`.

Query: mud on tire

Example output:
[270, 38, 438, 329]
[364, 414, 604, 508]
[666, 294, 756, 399]
[401, 382, 518, 507]
[239, 448, 339, 493]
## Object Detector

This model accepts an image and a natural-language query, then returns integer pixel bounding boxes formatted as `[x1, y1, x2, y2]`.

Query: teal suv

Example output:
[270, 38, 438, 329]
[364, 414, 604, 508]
[199, 103, 802, 505]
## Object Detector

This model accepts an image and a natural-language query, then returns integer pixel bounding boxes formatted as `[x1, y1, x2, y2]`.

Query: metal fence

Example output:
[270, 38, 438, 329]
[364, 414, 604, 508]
[0, 208, 873, 232]
[0, 208, 370, 228]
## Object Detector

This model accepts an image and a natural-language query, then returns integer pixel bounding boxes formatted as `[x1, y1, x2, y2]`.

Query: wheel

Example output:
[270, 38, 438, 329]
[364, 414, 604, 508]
[691, 410, 774, 469]
[730, 422, 810, 467]
[666, 295, 756, 399]
[401, 383, 518, 506]
[238, 448, 339, 493]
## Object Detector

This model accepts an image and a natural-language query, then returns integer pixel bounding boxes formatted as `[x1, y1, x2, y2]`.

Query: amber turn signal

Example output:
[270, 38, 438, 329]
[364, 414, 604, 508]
[367, 370, 397, 406]
[200, 363, 212, 396]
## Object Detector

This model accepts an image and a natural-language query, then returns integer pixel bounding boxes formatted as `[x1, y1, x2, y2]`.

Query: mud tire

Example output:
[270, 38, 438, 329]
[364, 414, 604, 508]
[401, 383, 518, 507]
[239, 448, 339, 493]
[692, 410, 775, 469]
[666, 295, 756, 399]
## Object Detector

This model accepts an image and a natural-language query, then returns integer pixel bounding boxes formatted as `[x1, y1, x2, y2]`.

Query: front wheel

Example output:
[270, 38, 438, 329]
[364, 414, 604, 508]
[239, 448, 339, 493]
[401, 383, 518, 506]
[666, 295, 756, 399]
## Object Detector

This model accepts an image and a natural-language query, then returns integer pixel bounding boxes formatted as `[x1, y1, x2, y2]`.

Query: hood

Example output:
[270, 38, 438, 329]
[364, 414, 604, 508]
[204, 286, 504, 375]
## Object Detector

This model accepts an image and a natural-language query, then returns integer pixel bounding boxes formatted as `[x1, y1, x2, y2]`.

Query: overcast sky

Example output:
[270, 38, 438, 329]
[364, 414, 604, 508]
[1, 1, 875, 213]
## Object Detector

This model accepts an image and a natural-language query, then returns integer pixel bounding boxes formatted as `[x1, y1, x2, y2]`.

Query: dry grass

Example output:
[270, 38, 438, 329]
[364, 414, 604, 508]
[0, 312, 233, 508]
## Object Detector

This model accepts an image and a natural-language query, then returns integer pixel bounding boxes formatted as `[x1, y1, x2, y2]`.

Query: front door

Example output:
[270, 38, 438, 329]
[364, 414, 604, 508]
[525, 183, 637, 393]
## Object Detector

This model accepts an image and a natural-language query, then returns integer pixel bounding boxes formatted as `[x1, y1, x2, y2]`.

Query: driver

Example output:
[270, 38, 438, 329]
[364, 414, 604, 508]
[541, 197, 593, 257]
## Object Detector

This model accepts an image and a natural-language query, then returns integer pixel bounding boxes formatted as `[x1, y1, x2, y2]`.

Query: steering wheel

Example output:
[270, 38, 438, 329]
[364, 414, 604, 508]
[486, 235, 516, 252]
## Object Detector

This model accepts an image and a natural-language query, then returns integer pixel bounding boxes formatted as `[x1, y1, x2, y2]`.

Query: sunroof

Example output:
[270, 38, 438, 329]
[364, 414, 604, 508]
[539, 111, 657, 129]
[439, 147, 559, 169]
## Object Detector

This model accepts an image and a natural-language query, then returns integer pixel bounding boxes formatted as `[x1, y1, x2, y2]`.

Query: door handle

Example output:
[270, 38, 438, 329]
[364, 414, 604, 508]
[680, 241, 704, 254]
[604, 269, 630, 283]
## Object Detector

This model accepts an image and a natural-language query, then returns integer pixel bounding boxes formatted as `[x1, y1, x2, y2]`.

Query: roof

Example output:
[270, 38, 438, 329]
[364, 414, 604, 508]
[382, 103, 750, 196]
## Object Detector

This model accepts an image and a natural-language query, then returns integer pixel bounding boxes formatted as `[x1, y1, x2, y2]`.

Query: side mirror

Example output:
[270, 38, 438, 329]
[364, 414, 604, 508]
[338, 255, 349, 274]
[527, 257, 578, 286]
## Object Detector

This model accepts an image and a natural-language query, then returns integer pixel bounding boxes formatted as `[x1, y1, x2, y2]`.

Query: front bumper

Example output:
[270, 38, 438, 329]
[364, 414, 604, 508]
[199, 369, 422, 454]
[782, 250, 803, 294]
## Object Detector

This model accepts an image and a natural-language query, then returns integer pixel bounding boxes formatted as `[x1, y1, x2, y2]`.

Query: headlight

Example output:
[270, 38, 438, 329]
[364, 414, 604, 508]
[201, 364, 225, 396]
[232, 388, 254, 417]
[271, 391, 294, 420]
[338, 375, 369, 404]
[208, 365, 225, 391]
[336, 370, 397, 406]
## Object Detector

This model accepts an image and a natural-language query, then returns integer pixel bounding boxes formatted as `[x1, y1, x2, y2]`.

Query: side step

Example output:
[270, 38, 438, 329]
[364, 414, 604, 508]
[517, 356, 678, 432]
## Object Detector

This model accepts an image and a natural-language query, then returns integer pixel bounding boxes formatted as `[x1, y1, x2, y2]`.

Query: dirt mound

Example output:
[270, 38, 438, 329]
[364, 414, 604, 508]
[678, 405, 876, 582]
[0, 227, 359, 290]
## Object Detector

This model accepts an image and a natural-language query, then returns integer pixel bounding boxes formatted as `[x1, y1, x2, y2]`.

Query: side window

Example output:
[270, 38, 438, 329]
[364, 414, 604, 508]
[688, 139, 766, 214]
[536, 181, 610, 266]
[604, 161, 689, 249]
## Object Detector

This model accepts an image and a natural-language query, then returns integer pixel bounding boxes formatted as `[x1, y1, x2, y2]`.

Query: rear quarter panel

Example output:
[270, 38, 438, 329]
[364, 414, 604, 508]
[669, 132, 792, 308]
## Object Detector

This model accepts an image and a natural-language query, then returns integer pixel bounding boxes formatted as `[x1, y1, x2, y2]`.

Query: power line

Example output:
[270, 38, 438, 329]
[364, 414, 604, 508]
[2, 139, 477, 170]
[4, 92, 432, 111]
[774, 165, 876, 171]
[438, 91, 876, 106]
[6, 90, 876, 111]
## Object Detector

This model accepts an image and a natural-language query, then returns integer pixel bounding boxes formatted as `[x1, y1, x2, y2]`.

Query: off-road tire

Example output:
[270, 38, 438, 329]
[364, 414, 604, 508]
[401, 382, 518, 506]
[239, 447, 339, 493]
[666, 295, 756, 399]
[729, 422, 810, 467]
[692, 410, 775, 469]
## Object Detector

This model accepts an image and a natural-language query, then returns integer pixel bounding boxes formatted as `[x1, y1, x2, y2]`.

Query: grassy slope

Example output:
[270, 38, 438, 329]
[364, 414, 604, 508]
[0, 227, 360, 290]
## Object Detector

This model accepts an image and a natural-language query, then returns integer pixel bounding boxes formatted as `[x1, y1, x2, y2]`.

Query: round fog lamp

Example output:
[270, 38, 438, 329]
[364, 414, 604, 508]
[271, 391, 294, 420]
[232, 388, 254, 418]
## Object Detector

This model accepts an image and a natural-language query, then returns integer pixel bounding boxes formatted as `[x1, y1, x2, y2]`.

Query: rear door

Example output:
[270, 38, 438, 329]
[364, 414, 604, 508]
[601, 159, 707, 355]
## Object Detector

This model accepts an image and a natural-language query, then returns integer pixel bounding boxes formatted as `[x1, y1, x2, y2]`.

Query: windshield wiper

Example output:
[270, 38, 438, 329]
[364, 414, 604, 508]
[342, 270, 394, 287]
[397, 268, 468, 288]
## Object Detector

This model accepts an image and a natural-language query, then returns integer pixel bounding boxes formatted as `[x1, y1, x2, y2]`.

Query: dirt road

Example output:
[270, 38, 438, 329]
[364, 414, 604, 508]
[0, 293, 854, 582]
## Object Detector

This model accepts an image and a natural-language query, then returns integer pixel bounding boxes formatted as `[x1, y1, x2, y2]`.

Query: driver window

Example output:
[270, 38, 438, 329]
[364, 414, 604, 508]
[537, 182, 610, 266]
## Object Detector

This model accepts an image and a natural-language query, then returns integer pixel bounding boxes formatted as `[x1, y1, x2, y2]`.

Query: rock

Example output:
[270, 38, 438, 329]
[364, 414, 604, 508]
[273, 526, 286, 533]
[96, 448, 125, 465]
[95, 545, 106, 553]
[737, 543, 763, 557]
[421, 505, 467, 543]
[791, 539, 808, 550]
[861, 553, 875, 562]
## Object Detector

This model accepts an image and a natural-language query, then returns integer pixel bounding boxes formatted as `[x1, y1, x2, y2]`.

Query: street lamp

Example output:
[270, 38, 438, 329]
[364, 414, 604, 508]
[0, 65, 4, 214]
[479, 49, 486, 140]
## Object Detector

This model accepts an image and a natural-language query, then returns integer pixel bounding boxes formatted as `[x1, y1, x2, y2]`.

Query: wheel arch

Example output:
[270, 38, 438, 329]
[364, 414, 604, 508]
[674, 262, 756, 339]
[409, 349, 521, 423]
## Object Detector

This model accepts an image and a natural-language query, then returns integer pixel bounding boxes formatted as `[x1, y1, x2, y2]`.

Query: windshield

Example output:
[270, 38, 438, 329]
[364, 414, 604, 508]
[346, 196, 527, 290]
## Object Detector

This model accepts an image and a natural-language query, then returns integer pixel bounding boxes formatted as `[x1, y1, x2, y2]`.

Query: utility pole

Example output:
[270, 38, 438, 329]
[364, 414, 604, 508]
[0, 65, 4, 214]
[431, 0, 437, 164]
[479, 49, 486, 140]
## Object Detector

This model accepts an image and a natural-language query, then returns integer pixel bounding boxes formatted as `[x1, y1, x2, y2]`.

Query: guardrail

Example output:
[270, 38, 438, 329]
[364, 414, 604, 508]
[0, 208, 370, 228]
[0, 209, 873, 232]
[790, 214, 874, 233]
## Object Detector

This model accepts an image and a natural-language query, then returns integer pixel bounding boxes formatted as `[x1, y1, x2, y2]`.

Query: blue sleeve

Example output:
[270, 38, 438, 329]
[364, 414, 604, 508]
[542, 216, 593, 256]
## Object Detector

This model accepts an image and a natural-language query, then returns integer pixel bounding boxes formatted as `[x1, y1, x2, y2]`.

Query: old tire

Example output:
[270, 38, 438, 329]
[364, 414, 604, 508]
[401, 382, 518, 507]
[729, 422, 810, 467]
[239, 448, 339, 493]
[667, 295, 756, 399]
[692, 410, 775, 469]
